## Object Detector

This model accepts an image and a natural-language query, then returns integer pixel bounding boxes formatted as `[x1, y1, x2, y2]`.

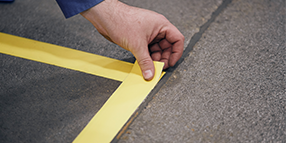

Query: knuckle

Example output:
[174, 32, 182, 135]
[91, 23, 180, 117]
[157, 13, 166, 19]
[181, 34, 185, 41]
[138, 57, 152, 67]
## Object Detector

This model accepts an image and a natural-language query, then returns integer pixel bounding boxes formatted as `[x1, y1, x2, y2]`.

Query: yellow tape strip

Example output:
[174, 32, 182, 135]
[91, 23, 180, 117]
[73, 61, 164, 143]
[0, 32, 132, 81]
[0, 32, 165, 142]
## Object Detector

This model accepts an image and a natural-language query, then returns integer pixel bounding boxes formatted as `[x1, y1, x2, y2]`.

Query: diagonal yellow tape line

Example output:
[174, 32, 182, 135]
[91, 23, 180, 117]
[0, 32, 133, 82]
[73, 61, 164, 143]
[0, 32, 165, 142]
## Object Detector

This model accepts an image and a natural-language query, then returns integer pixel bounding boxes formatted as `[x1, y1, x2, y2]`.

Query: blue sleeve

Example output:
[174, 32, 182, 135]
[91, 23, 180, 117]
[56, 0, 104, 18]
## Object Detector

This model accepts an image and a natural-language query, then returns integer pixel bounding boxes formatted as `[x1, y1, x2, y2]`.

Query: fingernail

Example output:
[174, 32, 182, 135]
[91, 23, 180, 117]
[143, 70, 153, 80]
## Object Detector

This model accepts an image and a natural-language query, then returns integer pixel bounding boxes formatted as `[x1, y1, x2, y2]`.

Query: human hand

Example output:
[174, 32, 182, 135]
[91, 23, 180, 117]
[81, 0, 184, 80]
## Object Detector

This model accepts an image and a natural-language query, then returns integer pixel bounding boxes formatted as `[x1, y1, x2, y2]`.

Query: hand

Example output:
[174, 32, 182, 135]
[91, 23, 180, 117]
[81, 0, 184, 80]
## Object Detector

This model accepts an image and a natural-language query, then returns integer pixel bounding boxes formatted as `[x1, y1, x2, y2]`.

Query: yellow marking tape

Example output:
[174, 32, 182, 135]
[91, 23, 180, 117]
[0, 32, 164, 142]
[0, 32, 132, 81]
[73, 61, 164, 143]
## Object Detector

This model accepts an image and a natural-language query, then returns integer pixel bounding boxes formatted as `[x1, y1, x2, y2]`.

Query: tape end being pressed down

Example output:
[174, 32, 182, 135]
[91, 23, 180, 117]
[73, 61, 164, 143]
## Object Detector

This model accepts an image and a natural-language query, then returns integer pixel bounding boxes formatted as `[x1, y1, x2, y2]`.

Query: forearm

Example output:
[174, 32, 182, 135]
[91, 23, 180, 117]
[56, 0, 104, 18]
[80, 0, 145, 50]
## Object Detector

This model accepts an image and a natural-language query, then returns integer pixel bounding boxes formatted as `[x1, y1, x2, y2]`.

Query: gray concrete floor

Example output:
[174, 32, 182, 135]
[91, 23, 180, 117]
[0, 0, 285, 142]
[119, 0, 286, 142]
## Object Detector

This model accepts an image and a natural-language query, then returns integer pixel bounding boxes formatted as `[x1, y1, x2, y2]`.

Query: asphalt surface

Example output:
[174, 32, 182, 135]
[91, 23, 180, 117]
[0, 54, 121, 142]
[0, 0, 285, 142]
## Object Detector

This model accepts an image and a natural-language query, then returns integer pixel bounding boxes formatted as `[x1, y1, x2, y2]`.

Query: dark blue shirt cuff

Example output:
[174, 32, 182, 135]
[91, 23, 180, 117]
[56, 0, 104, 18]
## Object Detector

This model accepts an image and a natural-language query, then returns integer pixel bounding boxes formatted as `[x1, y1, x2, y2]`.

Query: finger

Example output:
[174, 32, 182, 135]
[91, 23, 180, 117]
[149, 43, 162, 61]
[149, 43, 162, 53]
[133, 46, 155, 81]
[169, 40, 184, 66]
[161, 47, 172, 69]
[159, 39, 172, 50]
[151, 52, 162, 61]
[164, 24, 185, 66]
[149, 31, 165, 45]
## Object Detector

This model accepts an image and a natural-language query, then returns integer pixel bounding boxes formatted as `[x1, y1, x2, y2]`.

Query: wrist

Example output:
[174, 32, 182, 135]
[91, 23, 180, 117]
[80, 0, 121, 35]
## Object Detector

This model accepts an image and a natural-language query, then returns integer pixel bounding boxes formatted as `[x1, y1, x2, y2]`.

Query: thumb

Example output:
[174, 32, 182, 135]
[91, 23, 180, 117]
[134, 48, 155, 81]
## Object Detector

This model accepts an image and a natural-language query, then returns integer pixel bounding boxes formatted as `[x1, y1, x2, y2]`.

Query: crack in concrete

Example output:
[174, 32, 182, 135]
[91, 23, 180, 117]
[113, 0, 233, 142]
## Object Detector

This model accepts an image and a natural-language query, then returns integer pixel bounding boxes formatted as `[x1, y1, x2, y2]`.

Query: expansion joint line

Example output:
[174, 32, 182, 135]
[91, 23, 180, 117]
[113, 0, 233, 142]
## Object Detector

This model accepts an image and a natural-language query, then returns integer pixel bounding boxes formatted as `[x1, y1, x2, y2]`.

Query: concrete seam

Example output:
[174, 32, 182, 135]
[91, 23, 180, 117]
[113, 0, 233, 142]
